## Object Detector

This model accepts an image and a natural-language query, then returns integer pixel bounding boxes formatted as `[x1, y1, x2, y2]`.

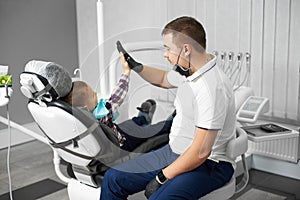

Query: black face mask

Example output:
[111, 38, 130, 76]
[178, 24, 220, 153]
[173, 64, 192, 77]
[172, 47, 192, 77]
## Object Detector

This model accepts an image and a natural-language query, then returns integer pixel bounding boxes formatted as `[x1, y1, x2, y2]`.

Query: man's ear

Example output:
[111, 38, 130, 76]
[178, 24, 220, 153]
[183, 44, 191, 57]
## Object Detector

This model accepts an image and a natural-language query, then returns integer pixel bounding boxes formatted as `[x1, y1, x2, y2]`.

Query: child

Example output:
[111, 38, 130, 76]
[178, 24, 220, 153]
[63, 69, 172, 152]
[24, 59, 171, 152]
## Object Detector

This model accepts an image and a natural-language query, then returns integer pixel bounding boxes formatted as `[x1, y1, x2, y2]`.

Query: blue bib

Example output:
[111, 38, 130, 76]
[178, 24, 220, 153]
[93, 99, 120, 121]
[92, 99, 109, 119]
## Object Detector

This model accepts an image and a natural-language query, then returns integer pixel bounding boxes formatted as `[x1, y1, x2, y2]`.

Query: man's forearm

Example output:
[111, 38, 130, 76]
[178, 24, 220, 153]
[162, 146, 210, 179]
[137, 65, 170, 88]
[162, 129, 216, 179]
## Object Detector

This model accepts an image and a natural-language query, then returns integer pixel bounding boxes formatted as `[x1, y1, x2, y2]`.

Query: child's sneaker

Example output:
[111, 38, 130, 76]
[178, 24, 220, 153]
[136, 99, 156, 124]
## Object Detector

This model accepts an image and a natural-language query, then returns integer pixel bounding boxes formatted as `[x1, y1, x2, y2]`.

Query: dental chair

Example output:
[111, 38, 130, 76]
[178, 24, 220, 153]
[20, 71, 169, 200]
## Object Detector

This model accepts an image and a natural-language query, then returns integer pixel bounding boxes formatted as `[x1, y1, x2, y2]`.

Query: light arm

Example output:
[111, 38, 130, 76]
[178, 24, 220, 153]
[119, 49, 173, 89]
[137, 65, 173, 88]
[162, 128, 218, 179]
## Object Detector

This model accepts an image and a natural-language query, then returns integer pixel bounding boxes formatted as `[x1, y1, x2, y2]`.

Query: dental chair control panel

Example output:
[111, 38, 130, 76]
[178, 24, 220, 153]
[237, 96, 269, 124]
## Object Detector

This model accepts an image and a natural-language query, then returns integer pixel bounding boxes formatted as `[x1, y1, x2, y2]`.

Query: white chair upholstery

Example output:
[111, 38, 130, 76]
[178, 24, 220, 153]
[28, 99, 123, 186]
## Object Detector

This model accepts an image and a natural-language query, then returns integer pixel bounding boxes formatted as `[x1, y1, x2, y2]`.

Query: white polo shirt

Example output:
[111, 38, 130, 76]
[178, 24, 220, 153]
[166, 56, 236, 166]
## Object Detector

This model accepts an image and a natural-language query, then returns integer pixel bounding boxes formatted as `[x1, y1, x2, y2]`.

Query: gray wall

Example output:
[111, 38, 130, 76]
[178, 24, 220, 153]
[0, 0, 79, 128]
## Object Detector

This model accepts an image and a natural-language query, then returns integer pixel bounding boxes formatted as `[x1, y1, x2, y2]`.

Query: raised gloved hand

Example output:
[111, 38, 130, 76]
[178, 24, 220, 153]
[116, 40, 143, 73]
[144, 170, 168, 199]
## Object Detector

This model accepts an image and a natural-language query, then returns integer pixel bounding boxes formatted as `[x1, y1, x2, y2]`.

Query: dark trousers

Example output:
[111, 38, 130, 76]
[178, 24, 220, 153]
[100, 145, 234, 200]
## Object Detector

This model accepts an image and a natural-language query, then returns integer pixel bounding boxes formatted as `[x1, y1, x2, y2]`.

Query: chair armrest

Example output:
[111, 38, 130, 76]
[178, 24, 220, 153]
[226, 127, 248, 159]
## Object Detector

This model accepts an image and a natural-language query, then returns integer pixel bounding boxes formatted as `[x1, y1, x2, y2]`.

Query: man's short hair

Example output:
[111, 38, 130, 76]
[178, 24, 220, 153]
[162, 16, 206, 53]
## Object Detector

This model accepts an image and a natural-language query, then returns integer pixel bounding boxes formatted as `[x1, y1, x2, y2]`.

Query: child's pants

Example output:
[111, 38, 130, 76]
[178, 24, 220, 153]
[118, 120, 172, 151]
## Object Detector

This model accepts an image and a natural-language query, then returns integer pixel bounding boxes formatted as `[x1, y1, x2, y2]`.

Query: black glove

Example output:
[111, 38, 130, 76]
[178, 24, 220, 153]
[144, 171, 168, 199]
[116, 40, 143, 73]
[144, 178, 161, 199]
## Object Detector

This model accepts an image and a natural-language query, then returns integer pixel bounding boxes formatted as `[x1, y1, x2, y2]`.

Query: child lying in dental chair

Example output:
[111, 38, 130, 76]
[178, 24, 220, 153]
[62, 63, 173, 152]
[63, 80, 173, 151]
[21, 59, 173, 183]
[23, 59, 172, 153]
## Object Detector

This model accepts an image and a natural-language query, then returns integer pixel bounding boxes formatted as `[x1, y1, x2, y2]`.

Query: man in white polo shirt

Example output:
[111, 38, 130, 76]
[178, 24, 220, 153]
[100, 16, 236, 200]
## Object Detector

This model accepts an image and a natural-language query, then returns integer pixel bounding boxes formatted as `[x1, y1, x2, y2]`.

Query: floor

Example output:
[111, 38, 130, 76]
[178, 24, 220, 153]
[231, 170, 300, 199]
[0, 140, 300, 200]
[0, 141, 69, 200]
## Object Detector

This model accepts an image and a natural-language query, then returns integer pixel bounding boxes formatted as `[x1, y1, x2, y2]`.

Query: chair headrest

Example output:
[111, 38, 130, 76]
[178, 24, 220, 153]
[20, 60, 72, 102]
[234, 86, 254, 112]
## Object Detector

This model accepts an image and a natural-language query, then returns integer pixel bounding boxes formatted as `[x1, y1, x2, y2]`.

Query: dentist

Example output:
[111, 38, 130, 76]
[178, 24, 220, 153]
[100, 16, 236, 200]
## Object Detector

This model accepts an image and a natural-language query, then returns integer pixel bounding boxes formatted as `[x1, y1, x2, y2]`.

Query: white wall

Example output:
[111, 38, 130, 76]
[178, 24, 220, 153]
[77, 0, 300, 124]
[75, 0, 100, 89]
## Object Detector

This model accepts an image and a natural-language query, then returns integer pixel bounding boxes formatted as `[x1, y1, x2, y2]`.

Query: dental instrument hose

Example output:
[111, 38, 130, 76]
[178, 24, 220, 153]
[5, 83, 14, 200]
[6, 100, 14, 200]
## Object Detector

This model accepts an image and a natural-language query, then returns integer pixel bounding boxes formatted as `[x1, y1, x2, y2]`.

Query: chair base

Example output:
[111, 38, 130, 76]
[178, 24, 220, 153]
[68, 179, 100, 200]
